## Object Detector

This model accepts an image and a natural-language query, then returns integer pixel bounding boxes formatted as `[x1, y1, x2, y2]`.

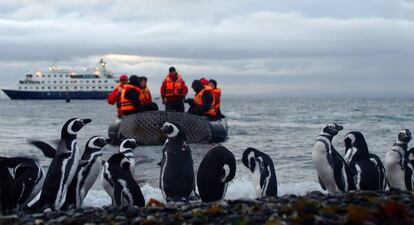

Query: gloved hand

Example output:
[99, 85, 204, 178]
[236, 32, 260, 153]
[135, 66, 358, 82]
[185, 98, 194, 106]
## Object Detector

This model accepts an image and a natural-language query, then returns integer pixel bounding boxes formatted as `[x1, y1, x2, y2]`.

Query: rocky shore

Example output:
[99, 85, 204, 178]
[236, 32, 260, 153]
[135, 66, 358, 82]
[1, 190, 413, 225]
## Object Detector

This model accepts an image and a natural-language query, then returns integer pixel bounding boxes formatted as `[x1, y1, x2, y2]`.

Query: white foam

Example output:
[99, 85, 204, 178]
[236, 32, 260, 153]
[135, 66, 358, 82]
[82, 177, 326, 207]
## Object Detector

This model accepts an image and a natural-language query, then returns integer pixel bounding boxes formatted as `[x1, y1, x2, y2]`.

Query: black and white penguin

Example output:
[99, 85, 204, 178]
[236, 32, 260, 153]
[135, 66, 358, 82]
[343, 131, 386, 190]
[242, 147, 277, 197]
[0, 157, 45, 210]
[63, 136, 107, 209]
[104, 153, 145, 207]
[312, 123, 356, 193]
[385, 129, 414, 191]
[0, 158, 16, 214]
[102, 138, 137, 204]
[159, 122, 195, 202]
[197, 146, 236, 202]
[31, 118, 91, 211]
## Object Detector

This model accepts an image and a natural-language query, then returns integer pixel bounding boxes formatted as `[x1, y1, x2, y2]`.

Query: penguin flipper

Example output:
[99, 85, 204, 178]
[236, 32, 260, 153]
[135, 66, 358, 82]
[28, 140, 56, 158]
[318, 176, 327, 191]
[113, 182, 123, 206]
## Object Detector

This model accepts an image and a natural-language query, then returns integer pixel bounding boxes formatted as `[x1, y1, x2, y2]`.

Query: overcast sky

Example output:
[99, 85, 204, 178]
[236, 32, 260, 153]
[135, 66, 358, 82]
[1, 0, 414, 96]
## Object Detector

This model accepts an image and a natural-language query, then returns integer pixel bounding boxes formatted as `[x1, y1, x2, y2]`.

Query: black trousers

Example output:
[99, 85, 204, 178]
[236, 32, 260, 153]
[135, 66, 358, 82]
[165, 99, 185, 112]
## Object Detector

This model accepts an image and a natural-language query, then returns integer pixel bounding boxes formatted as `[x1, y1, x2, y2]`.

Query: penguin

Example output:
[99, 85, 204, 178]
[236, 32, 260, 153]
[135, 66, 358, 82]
[242, 147, 278, 197]
[159, 122, 195, 202]
[0, 157, 45, 210]
[62, 136, 107, 209]
[197, 146, 236, 202]
[102, 139, 137, 205]
[312, 123, 356, 193]
[0, 158, 16, 214]
[385, 129, 414, 191]
[343, 131, 386, 190]
[30, 118, 91, 211]
[104, 153, 145, 207]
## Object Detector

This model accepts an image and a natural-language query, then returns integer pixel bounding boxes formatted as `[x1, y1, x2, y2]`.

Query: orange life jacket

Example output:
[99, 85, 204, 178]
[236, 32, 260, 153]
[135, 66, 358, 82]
[194, 86, 218, 117]
[211, 88, 221, 111]
[115, 84, 125, 116]
[140, 87, 152, 105]
[164, 74, 185, 98]
[119, 84, 142, 113]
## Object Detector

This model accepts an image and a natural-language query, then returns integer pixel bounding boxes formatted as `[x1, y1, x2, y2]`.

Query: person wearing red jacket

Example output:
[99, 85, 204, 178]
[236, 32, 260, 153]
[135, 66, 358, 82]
[107, 74, 128, 117]
[160, 67, 188, 112]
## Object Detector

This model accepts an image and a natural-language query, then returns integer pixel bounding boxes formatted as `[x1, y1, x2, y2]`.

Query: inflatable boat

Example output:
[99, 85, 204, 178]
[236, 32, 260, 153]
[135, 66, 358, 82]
[108, 111, 228, 145]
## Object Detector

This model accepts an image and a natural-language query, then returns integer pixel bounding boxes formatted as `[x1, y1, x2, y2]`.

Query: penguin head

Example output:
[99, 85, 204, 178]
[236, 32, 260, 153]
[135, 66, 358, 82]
[86, 136, 107, 151]
[161, 122, 179, 138]
[120, 139, 137, 150]
[108, 153, 130, 171]
[398, 129, 412, 143]
[242, 147, 263, 173]
[62, 118, 92, 138]
[344, 131, 369, 162]
[119, 139, 136, 157]
[321, 123, 343, 136]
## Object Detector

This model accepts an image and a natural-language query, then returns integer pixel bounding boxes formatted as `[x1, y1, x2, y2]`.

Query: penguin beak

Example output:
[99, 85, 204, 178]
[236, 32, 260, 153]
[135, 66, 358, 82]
[82, 119, 92, 125]
[160, 125, 169, 133]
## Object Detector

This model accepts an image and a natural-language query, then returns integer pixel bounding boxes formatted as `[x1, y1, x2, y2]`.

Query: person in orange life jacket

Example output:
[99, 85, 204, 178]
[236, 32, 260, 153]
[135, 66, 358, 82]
[119, 75, 144, 116]
[160, 66, 188, 112]
[186, 80, 216, 119]
[107, 74, 128, 117]
[208, 79, 225, 119]
[139, 76, 159, 111]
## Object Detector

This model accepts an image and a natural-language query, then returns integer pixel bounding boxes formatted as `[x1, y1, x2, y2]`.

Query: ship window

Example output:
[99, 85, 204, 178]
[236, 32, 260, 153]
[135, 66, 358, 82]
[54, 75, 56, 77]
[92, 81, 95, 83]
[19, 87, 22, 89]
[48, 87, 51, 89]
[60, 87, 63, 89]
[42, 87, 45, 89]
[92, 86, 95, 89]
[60, 75, 62, 77]
[98, 86, 102, 89]
[74, 87, 77, 89]
[48, 75, 51, 78]
[42, 75, 45, 78]
[66, 75, 69, 77]
[86, 81, 89, 83]
[24, 87, 27, 89]
[98, 80, 101, 83]
[47, 81, 50, 83]
[66, 87, 69, 89]
[104, 80, 108, 83]
[65, 81, 68, 83]
[59, 81, 62, 83]
[35, 87, 39, 89]
[54, 81, 57, 83]
[42, 81, 45, 83]
[86, 86, 89, 89]
[53, 87, 57, 89]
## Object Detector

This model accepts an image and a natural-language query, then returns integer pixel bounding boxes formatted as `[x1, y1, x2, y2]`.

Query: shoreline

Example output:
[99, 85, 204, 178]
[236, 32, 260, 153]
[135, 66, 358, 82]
[1, 190, 413, 225]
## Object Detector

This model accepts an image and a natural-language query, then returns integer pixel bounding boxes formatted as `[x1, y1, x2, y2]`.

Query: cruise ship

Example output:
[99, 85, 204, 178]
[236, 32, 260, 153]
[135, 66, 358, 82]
[2, 59, 120, 100]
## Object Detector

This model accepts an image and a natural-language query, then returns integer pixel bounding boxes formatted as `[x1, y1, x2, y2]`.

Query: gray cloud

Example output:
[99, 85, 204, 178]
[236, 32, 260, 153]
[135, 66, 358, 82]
[0, 0, 413, 96]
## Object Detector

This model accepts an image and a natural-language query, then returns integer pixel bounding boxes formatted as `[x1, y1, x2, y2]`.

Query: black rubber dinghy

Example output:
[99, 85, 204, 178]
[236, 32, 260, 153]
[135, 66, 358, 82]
[108, 111, 228, 145]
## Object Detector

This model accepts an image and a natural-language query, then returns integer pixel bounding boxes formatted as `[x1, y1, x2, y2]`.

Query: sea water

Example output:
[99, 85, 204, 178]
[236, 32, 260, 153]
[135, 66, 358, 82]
[1, 97, 414, 207]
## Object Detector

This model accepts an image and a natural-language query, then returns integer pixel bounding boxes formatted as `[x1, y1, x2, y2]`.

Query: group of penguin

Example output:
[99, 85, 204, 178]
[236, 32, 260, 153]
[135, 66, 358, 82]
[0, 118, 279, 214]
[312, 123, 414, 193]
